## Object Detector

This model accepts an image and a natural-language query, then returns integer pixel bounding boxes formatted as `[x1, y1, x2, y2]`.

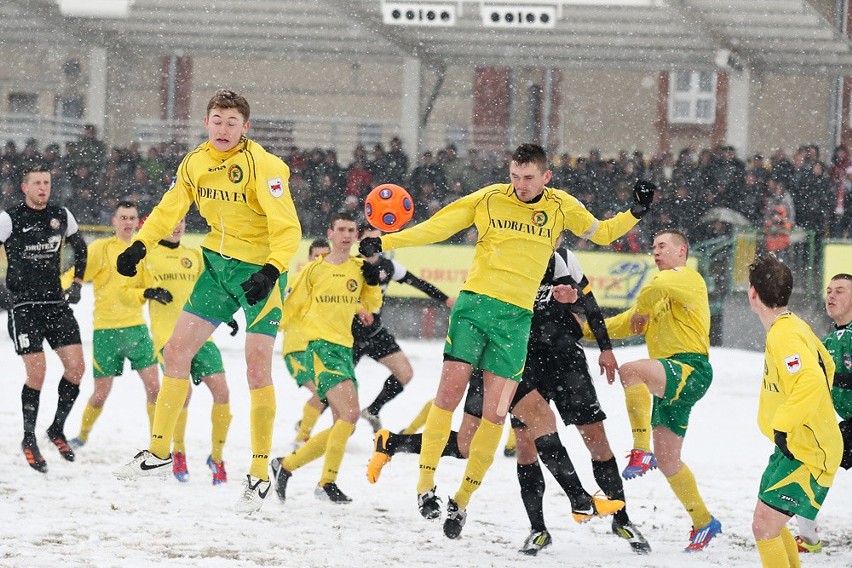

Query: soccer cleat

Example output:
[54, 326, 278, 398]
[504, 429, 517, 457]
[234, 475, 271, 515]
[113, 450, 172, 480]
[519, 530, 552, 556]
[572, 494, 625, 523]
[622, 449, 657, 480]
[418, 487, 442, 520]
[207, 455, 227, 485]
[443, 498, 467, 539]
[172, 451, 189, 482]
[69, 437, 86, 450]
[315, 482, 352, 504]
[612, 519, 652, 554]
[360, 408, 382, 433]
[22, 434, 47, 473]
[795, 536, 822, 553]
[46, 428, 75, 462]
[685, 516, 722, 552]
[366, 429, 393, 484]
[270, 457, 292, 503]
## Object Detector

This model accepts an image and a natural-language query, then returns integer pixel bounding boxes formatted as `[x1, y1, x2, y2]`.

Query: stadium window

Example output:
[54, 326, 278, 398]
[668, 71, 716, 124]
[55, 95, 85, 119]
[8, 92, 38, 115]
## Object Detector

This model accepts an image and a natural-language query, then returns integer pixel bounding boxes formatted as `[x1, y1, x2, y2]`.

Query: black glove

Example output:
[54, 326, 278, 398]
[241, 263, 280, 306]
[839, 419, 852, 470]
[64, 281, 82, 304]
[630, 180, 656, 219]
[143, 287, 173, 305]
[361, 260, 381, 286]
[117, 241, 147, 277]
[226, 320, 239, 336]
[774, 430, 796, 461]
[359, 237, 383, 257]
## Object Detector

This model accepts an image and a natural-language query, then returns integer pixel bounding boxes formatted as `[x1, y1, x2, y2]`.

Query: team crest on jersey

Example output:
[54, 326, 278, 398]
[347, 279, 358, 292]
[49, 218, 60, 230]
[844, 353, 851, 371]
[228, 164, 243, 184]
[181, 257, 193, 269]
[268, 177, 284, 197]
[531, 211, 548, 227]
[784, 354, 801, 373]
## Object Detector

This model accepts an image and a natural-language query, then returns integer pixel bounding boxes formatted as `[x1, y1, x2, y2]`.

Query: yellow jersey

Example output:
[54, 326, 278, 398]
[381, 184, 638, 311]
[587, 266, 710, 359]
[141, 240, 205, 352]
[133, 137, 301, 272]
[282, 256, 383, 349]
[759, 312, 841, 484]
[85, 236, 147, 330]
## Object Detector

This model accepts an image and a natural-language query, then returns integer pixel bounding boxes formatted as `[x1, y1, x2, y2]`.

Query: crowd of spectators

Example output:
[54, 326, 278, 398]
[2, 127, 852, 256]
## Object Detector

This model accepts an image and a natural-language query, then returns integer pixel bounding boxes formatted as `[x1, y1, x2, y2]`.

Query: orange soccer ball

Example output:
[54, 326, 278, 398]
[364, 183, 414, 232]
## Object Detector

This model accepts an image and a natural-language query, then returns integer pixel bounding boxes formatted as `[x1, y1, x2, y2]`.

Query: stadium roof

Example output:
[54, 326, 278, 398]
[4, 0, 852, 75]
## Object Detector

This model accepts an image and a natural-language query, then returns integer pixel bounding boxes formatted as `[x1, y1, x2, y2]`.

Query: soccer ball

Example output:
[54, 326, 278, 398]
[364, 183, 414, 232]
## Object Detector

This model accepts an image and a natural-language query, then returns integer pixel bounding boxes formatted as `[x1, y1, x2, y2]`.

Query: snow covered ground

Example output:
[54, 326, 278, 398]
[1, 287, 850, 568]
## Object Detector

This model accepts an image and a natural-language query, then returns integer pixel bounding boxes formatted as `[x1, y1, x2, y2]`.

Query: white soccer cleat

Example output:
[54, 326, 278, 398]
[113, 450, 172, 480]
[234, 474, 271, 515]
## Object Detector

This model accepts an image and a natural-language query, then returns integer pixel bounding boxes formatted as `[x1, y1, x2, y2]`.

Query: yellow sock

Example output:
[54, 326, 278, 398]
[172, 408, 188, 454]
[210, 402, 232, 463]
[666, 464, 711, 528]
[757, 536, 791, 568]
[403, 399, 434, 434]
[149, 376, 190, 458]
[77, 403, 104, 443]
[505, 427, 517, 451]
[417, 404, 453, 493]
[282, 429, 331, 472]
[454, 418, 502, 509]
[319, 420, 356, 486]
[296, 403, 322, 442]
[623, 383, 652, 451]
[146, 403, 156, 434]
[779, 527, 801, 568]
[248, 385, 276, 480]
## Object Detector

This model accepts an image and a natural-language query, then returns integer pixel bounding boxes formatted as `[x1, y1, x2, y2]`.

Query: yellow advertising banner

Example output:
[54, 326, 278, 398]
[822, 241, 852, 292]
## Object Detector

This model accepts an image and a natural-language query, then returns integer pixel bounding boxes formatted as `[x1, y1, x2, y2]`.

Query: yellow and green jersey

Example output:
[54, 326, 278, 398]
[132, 137, 301, 272]
[381, 184, 638, 311]
[587, 266, 710, 359]
[281, 264, 309, 356]
[141, 240, 203, 352]
[759, 312, 841, 483]
[85, 236, 147, 330]
[282, 256, 383, 349]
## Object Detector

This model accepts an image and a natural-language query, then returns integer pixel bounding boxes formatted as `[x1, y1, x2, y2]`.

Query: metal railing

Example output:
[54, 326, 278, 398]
[0, 113, 86, 147]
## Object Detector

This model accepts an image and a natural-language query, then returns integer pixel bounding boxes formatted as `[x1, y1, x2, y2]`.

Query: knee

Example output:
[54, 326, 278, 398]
[618, 362, 642, 386]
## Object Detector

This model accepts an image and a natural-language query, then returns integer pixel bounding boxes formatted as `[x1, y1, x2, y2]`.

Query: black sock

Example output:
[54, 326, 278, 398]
[50, 377, 80, 434]
[21, 385, 40, 436]
[535, 432, 590, 510]
[593, 457, 629, 525]
[367, 375, 404, 415]
[391, 431, 464, 459]
[518, 461, 547, 532]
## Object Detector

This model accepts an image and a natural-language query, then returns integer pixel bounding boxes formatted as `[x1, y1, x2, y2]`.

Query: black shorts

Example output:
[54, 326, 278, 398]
[8, 302, 82, 356]
[510, 343, 606, 428]
[353, 327, 402, 364]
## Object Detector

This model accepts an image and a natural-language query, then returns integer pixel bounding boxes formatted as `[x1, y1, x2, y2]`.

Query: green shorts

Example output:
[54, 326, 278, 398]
[832, 385, 852, 420]
[93, 325, 158, 378]
[187, 249, 288, 338]
[284, 350, 312, 388]
[305, 339, 357, 402]
[443, 291, 532, 381]
[759, 448, 832, 520]
[651, 353, 713, 437]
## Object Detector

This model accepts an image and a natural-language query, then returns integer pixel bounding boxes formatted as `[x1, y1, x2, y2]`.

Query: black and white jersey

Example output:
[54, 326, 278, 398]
[352, 254, 449, 341]
[529, 249, 584, 351]
[0, 202, 86, 305]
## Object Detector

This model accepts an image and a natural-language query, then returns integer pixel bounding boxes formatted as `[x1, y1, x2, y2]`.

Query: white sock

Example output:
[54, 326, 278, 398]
[796, 515, 819, 543]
